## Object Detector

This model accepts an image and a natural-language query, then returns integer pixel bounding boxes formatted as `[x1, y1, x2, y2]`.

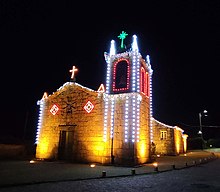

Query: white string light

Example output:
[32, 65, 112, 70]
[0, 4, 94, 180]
[35, 100, 45, 144]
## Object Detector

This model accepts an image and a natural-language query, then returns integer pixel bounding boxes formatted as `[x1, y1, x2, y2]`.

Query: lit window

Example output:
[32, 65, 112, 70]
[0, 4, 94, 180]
[160, 131, 167, 140]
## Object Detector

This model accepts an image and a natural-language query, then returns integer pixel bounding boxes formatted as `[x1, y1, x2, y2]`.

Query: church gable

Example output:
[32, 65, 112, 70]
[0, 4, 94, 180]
[36, 82, 105, 161]
[44, 82, 102, 125]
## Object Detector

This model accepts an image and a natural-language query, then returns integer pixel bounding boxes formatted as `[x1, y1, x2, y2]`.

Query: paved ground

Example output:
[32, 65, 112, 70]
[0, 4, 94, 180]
[1, 158, 219, 192]
[0, 149, 219, 189]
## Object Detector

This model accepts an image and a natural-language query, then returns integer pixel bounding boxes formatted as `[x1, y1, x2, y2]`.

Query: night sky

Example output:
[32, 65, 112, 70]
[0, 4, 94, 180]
[0, 1, 219, 143]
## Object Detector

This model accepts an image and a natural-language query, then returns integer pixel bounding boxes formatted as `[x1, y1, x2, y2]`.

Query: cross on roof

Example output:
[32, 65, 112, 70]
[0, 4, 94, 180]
[69, 66, 78, 79]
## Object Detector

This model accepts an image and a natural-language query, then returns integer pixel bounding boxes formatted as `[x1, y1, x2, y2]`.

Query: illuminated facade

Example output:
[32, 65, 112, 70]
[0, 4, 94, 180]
[35, 33, 188, 166]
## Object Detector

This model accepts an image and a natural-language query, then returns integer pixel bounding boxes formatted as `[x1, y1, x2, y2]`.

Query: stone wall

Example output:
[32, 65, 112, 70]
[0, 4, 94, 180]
[136, 94, 151, 163]
[106, 93, 151, 165]
[0, 144, 27, 160]
[36, 82, 106, 163]
[152, 119, 185, 155]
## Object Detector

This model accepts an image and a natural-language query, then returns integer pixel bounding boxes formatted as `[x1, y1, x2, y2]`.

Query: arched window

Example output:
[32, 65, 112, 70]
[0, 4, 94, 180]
[140, 67, 150, 97]
[146, 72, 149, 97]
[113, 59, 130, 92]
[141, 67, 146, 94]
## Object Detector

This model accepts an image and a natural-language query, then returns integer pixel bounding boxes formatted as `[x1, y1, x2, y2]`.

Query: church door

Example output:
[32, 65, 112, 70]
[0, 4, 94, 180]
[58, 130, 74, 160]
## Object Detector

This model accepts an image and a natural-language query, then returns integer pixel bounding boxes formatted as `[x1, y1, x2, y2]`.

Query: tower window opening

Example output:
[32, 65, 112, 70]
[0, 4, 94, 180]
[140, 67, 150, 97]
[113, 59, 130, 92]
[146, 72, 149, 97]
[141, 67, 146, 94]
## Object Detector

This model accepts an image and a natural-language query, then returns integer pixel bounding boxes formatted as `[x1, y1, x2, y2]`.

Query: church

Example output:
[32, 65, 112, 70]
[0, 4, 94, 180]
[35, 32, 188, 166]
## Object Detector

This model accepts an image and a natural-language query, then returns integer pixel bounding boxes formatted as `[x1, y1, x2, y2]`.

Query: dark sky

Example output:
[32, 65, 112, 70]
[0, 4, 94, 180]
[0, 0, 219, 142]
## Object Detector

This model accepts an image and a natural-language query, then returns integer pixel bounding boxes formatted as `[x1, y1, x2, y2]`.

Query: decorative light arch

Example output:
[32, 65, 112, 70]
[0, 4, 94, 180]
[140, 67, 150, 97]
[113, 58, 130, 92]
[140, 67, 146, 95]
[146, 72, 150, 97]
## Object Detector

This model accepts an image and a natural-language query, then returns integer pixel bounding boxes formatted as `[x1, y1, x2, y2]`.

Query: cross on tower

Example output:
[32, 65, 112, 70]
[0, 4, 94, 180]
[69, 66, 78, 81]
[118, 31, 128, 49]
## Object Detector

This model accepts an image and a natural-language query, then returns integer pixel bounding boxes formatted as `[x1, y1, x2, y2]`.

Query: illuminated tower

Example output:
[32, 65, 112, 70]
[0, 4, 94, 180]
[103, 32, 153, 165]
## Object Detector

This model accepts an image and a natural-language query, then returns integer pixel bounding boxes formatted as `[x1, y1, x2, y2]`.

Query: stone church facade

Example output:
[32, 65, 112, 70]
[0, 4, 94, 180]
[35, 33, 188, 166]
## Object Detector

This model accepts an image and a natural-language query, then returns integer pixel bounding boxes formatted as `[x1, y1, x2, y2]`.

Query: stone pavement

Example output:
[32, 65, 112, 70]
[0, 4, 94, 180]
[0, 150, 218, 188]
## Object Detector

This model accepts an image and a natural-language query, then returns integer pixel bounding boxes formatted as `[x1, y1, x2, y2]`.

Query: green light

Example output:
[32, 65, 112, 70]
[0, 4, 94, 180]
[118, 31, 128, 49]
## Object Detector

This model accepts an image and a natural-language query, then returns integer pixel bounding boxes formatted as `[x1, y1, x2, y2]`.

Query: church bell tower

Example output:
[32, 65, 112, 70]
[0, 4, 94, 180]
[103, 32, 154, 165]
